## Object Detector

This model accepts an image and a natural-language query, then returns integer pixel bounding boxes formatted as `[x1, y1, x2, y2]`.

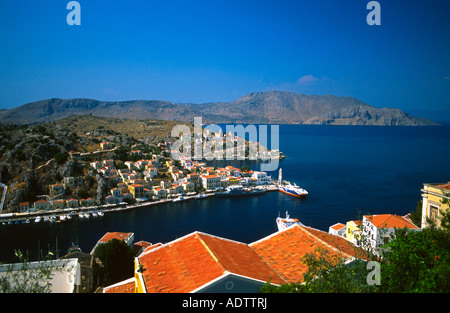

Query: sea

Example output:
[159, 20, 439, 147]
[1, 124, 450, 263]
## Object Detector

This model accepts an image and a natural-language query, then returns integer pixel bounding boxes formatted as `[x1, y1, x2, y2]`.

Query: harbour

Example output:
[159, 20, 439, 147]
[1, 125, 450, 264]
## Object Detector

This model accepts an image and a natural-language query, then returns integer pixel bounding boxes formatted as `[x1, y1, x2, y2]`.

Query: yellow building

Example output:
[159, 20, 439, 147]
[128, 184, 144, 199]
[421, 182, 450, 229]
[345, 220, 362, 245]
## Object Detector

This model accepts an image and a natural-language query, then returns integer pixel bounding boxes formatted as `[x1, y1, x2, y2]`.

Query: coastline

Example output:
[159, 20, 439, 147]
[0, 185, 280, 225]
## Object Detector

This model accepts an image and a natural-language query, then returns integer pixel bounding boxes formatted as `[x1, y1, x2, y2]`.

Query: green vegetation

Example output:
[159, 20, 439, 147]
[93, 239, 135, 286]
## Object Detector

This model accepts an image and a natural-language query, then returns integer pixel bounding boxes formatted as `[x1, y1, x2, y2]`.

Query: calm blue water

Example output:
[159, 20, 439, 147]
[1, 125, 450, 263]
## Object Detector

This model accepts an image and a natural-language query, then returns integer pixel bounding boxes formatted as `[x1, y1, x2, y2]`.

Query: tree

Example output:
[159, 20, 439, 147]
[54, 152, 69, 165]
[93, 239, 135, 286]
[379, 226, 450, 292]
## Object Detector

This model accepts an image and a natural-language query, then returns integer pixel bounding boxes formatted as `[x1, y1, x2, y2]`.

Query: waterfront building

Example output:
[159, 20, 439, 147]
[128, 184, 145, 199]
[152, 187, 167, 200]
[80, 198, 96, 207]
[170, 184, 184, 195]
[67, 198, 78, 208]
[18, 202, 30, 213]
[52, 199, 64, 210]
[105, 195, 116, 205]
[201, 175, 221, 190]
[362, 214, 420, 255]
[251, 171, 272, 185]
[421, 182, 450, 229]
[104, 224, 365, 293]
[34, 199, 51, 211]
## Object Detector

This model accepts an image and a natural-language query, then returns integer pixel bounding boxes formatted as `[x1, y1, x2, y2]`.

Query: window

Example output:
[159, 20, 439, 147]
[430, 205, 439, 223]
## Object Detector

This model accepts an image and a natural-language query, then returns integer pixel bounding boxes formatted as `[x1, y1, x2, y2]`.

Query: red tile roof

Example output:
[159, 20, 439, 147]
[250, 225, 366, 283]
[136, 232, 285, 293]
[364, 214, 419, 229]
[435, 183, 450, 191]
[110, 225, 368, 293]
[330, 223, 346, 230]
[99, 232, 133, 244]
[103, 278, 135, 293]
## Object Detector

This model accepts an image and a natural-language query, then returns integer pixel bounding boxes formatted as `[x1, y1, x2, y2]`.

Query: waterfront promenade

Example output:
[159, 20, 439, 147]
[0, 185, 279, 225]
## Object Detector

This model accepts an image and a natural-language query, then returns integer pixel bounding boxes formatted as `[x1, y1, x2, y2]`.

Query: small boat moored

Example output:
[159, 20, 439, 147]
[172, 196, 187, 202]
[276, 211, 304, 231]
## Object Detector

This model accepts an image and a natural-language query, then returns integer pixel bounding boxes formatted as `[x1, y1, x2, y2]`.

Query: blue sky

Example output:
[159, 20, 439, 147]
[0, 0, 449, 121]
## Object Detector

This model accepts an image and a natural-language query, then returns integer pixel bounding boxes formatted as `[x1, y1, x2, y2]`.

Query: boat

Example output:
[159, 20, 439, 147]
[277, 168, 308, 198]
[215, 185, 266, 197]
[78, 212, 85, 219]
[59, 215, 66, 222]
[44, 216, 49, 222]
[49, 215, 57, 223]
[84, 212, 90, 218]
[172, 196, 187, 202]
[276, 211, 304, 231]
[278, 184, 308, 197]
[92, 211, 98, 218]
[34, 216, 41, 223]
[195, 193, 208, 199]
[97, 210, 104, 217]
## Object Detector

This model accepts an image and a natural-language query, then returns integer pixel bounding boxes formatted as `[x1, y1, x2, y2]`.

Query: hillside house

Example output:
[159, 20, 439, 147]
[421, 182, 450, 229]
[362, 214, 420, 255]
[49, 184, 65, 198]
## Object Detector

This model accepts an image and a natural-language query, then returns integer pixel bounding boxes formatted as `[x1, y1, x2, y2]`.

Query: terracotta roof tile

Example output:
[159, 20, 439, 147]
[103, 278, 135, 293]
[137, 232, 225, 293]
[99, 232, 133, 244]
[250, 225, 366, 283]
[364, 214, 419, 229]
[136, 231, 285, 293]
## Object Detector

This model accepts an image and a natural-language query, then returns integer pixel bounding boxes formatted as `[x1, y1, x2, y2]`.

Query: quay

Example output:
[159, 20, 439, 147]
[0, 185, 279, 225]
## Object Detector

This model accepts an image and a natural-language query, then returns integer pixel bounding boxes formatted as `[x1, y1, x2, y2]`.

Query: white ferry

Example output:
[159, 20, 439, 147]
[278, 184, 308, 197]
[276, 211, 304, 231]
[277, 168, 308, 197]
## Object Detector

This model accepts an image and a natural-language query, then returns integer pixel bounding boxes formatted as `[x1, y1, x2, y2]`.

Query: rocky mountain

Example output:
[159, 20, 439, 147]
[0, 91, 439, 126]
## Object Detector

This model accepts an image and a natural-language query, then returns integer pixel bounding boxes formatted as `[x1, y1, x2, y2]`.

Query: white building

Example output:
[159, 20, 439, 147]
[251, 171, 272, 185]
[0, 258, 81, 293]
[362, 214, 420, 255]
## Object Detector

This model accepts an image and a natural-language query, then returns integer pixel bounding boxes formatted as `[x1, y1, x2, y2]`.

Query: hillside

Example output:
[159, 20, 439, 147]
[0, 115, 191, 211]
[0, 91, 439, 126]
